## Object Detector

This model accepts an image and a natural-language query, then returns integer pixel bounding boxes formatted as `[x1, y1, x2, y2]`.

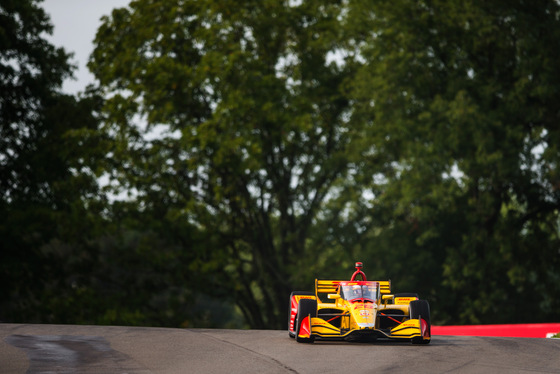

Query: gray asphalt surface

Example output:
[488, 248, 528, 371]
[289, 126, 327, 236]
[1, 323, 559, 373]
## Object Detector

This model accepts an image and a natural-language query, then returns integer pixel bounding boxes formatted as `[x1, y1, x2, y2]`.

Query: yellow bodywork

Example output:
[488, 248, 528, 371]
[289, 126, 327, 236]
[309, 279, 429, 342]
[310, 314, 424, 340]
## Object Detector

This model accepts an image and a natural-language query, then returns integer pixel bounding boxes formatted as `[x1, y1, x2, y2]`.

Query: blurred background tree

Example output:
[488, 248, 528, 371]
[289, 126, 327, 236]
[88, 0, 365, 328]
[0, 0, 103, 321]
[2, 0, 560, 328]
[0, 0, 223, 328]
[346, 0, 560, 323]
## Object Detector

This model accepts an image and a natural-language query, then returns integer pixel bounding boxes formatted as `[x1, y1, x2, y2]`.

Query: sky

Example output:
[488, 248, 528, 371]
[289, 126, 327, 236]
[42, 0, 130, 94]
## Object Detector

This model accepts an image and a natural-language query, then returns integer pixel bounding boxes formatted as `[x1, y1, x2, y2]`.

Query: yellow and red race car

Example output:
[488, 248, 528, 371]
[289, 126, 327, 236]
[288, 262, 431, 344]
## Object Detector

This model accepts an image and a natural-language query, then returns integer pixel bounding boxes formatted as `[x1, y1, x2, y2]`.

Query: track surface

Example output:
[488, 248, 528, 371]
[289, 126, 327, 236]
[1, 324, 560, 373]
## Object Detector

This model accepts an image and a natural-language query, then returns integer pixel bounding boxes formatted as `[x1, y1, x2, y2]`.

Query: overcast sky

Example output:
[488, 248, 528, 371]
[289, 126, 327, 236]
[42, 0, 130, 94]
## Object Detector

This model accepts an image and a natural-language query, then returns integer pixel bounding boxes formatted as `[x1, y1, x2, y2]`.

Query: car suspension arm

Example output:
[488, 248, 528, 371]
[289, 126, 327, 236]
[379, 312, 403, 325]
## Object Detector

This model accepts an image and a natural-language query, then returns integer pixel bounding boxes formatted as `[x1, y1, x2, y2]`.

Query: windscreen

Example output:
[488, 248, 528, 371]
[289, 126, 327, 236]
[341, 284, 379, 302]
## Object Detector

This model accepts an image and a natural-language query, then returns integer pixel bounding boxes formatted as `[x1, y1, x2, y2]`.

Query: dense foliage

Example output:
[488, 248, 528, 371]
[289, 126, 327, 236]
[2, 0, 559, 328]
[0, 0, 96, 321]
[88, 0, 363, 328]
[347, 0, 560, 324]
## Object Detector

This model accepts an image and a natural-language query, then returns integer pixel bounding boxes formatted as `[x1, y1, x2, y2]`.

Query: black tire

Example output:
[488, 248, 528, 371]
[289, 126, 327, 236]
[295, 298, 317, 343]
[288, 291, 314, 338]
[409, 299, 431, 345]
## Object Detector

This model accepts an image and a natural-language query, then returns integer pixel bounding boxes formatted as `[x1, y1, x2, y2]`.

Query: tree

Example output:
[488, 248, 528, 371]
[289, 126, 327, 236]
[88, 0, 365, 328]
[0, 0, 105, 322]
[347, 0, 560, 323]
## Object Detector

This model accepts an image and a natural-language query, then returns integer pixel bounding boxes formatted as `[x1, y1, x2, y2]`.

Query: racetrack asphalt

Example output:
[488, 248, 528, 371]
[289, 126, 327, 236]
[1, 323, 559, 373]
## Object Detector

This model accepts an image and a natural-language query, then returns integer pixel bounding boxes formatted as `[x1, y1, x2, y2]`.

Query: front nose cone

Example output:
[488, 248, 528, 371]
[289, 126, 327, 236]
[353, 304, 377, 329]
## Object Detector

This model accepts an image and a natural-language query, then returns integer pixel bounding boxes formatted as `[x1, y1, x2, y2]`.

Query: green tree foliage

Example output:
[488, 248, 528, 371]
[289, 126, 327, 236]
[348, 0, 560, 323]
[89, 0, 364, 328]
[0, 0, 211, 327]
[0, 0, 105, 321]
[4, 0, 560, 329]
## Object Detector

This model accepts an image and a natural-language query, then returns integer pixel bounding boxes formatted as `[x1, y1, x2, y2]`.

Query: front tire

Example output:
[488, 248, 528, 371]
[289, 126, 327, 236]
[409, 299, 431, 345]
[295, 298, 317, 343]
[288, 291, 314, 338]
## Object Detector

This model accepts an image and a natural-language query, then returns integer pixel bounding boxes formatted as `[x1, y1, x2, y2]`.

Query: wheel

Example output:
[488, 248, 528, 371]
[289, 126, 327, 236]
[295, 298, 317, 343]
[409, 299, 431, 344]
[288, 291, 314, 338]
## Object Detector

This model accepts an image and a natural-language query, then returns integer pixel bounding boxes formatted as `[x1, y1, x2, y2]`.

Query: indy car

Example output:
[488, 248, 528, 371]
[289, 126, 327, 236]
[288, 262, 431, 344]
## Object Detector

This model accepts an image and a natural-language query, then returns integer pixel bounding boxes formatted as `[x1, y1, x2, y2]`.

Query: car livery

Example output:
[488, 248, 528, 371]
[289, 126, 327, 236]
[288, 262, 431, 344]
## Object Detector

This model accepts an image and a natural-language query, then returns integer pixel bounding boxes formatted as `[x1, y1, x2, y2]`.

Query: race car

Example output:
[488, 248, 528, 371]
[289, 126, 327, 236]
[288, 262, 431, 344]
